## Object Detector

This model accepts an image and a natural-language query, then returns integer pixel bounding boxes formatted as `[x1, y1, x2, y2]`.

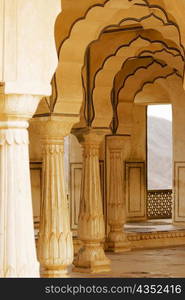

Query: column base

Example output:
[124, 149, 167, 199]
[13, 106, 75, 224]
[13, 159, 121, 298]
[73, 265, 111, 274]
[107, 241, 131, 253]
[107, 232, 131, 253]
[73, 243, 111, 274]
[40, 266, 68, 278]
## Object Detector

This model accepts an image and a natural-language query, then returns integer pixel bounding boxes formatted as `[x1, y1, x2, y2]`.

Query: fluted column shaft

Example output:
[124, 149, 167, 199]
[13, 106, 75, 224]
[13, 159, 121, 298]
[73, 130, 110, 273]
[37, 117, 77, 277]
[107, 136, 130, 252]
[0, 95, 40, 277]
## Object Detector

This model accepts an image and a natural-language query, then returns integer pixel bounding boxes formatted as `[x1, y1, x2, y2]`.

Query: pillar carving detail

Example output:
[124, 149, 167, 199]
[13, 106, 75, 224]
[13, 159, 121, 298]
[0, 94, 41, 277]
[73, 130, 110, 273]
[37, 117, 78, 277]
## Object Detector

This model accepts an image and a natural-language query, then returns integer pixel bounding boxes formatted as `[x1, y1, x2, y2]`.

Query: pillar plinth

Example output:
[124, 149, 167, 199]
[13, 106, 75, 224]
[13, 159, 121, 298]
[37, 117, 78, 277]
[0, 94, 40, 277]
[107, 136, 131, 253]
[73, 130, 110, 273]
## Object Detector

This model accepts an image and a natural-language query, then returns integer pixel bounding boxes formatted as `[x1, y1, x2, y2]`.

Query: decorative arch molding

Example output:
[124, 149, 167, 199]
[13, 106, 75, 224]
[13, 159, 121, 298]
[110, 55, 170, 133]
[112, 63, 175, 133]
[133, 76, 171, 105]
[95, 59, 172, 129]
[91, 36, 182, 128]
[133, 70, 183, 105]
[91, 33, 182, 93]
[134, 70, 182, 103]
[116, 48, 182, 100]
[54, 0, 182, 116]
[115, 70, 181, 135]
[56, 0, 110, 54]
[81, 29, 182, 125]
[129, 0, 185, 54]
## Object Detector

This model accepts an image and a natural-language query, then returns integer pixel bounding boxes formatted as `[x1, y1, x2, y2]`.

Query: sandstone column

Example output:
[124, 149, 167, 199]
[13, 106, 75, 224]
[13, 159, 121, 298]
[0, 94, 40, 277]
[37, 117, 77, 277]
[107, 135, 130, 253]
[73, 129, 110, 273]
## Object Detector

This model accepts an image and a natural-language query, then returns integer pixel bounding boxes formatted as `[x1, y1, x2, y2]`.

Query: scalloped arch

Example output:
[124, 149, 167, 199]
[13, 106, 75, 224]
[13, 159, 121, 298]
[129, 0, 185, 52]
[91, 35, 181, 127]
[91, 30, 183, 95]
[134, 70, 182, 102]
[134, 71, 183, 105]
[111, 48, 180, 116]
[117, 47, 182, 100]
[115, 69, 180, 134]
[114, 64, 178, 133]
[54, 0, 181, 115]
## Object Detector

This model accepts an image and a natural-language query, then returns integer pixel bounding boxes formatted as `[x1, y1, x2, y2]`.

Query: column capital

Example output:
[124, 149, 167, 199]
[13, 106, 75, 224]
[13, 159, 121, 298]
[72, 128, 109, 145]
[31, 115, 79, 139]
[106, 135, 131, 149]
[0, 93, 41, 122]
[0, 94, 41, 146]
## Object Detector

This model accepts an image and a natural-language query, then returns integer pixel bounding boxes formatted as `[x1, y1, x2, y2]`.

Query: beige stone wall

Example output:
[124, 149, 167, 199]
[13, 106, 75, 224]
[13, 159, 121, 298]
[172, 85, 185, 224]
[117, 102, 147, 221]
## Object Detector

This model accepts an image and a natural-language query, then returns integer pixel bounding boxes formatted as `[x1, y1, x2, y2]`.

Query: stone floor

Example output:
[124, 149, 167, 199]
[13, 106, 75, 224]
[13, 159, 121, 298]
[70, 220, 185, 278]
[70, 246, 185, 278]
[38, 219, 185, 278]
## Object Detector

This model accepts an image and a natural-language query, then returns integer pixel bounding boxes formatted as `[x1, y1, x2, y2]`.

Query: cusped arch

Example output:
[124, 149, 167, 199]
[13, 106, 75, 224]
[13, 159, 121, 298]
[90, 28, 182, 94]
[134, 78, 171, 105]
[130, 0, 185, 52]
[114, 64, 178, 133]
[55, 0, 181, 115]
[134, 70, 184, 106]
[55, 0, 109, 52]
[92, 36, 181, 127]
[118, 63, 174, 103]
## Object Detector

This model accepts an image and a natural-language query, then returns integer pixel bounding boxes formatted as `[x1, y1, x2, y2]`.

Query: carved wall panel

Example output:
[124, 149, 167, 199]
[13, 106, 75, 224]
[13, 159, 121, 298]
[125, 161, 147, 221]
[174, 162, 185, 223]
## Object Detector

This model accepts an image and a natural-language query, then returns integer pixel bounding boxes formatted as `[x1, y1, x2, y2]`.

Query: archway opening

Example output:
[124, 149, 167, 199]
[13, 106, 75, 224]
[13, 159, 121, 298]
[147, 104, 173, 221]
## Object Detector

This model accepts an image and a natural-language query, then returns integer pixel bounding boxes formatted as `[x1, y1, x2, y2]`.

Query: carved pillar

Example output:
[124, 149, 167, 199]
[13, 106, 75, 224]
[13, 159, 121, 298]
[37, 117, 78, 277]
[0, 94, 40, 277]
[107, 136, 130, 253]
[73, 129, 110, 273]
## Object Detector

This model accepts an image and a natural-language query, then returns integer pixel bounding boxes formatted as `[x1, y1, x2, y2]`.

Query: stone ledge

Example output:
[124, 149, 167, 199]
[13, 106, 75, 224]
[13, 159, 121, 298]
[127, 230, 185, 249]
